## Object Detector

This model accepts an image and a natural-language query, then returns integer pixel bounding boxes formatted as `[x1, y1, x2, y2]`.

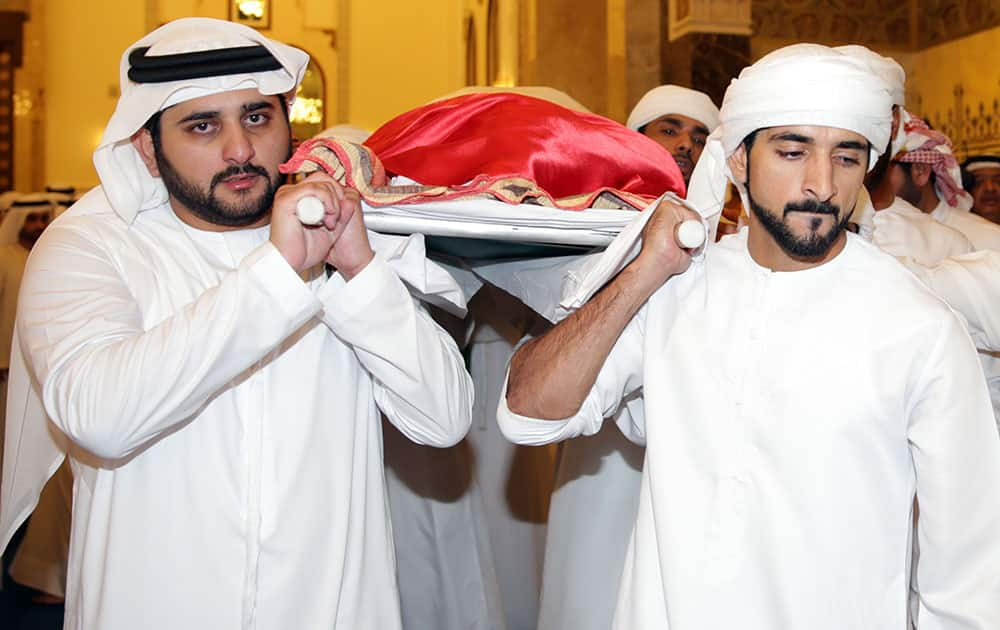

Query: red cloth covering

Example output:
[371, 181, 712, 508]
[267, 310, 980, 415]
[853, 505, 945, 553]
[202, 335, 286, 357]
[363, 93, 686, 205]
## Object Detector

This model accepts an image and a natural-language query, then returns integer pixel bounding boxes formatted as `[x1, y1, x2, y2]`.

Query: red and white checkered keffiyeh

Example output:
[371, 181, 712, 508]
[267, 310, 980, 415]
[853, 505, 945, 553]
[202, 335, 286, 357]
[895, 112, 973, 211]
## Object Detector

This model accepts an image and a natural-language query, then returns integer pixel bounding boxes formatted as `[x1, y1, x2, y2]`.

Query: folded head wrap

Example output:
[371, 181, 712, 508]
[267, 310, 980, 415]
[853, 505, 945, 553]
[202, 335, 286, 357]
[895, 114, 973, 211]
[94, 17, 309, 224]
[835, 45, 905, 107]
[835, 45, 907, 155]
[963, 155, 1000, 174]
[685, 43, 893, 232]
[626, 85, 720, 133]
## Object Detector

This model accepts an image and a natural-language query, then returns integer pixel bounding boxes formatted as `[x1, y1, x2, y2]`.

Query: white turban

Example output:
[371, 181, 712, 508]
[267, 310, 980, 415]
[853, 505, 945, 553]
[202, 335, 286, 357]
[686, 43, 893, 231]
[626, 85, 720, 133]
[94, 17, 309, 224]
[835, 45, 907, 156]
[835, 45, 905, 107]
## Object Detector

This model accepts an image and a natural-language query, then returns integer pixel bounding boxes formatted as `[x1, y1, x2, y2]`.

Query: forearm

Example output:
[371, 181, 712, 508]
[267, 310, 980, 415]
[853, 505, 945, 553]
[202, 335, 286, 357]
[506, 258, 661, 420]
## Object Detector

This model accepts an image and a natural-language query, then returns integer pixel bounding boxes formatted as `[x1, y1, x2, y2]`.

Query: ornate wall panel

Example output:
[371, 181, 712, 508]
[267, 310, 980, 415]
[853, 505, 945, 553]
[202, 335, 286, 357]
[752, 0, 911, 47]
[919, 0, 1000, 48]
[0, 11, 25, 192]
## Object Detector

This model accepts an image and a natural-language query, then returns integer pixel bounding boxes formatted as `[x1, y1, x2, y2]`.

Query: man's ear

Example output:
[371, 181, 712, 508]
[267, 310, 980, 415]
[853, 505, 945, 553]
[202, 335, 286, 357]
[911, 162, 933, 188]
[131, 128, 160, 177]
[727, 143, 748, 186]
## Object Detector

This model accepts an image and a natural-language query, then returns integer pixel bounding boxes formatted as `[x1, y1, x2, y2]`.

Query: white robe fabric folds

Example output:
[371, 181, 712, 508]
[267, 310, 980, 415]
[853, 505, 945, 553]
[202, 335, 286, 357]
[872, 197, 972, 265]
[1, 188, 473, 630]
[499, 230, 1000, 629]
[930, 199, 1000, 252]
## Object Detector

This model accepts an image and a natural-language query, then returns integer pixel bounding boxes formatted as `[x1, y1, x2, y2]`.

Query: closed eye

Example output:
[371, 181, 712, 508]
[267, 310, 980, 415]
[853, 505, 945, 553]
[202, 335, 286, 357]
[835, 155, 862, 166]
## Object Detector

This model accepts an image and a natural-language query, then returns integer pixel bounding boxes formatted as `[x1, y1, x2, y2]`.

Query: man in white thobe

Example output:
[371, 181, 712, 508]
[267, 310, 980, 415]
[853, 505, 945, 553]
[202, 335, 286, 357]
[537, 85, 720, 630]
[892, 121, 1000, 250]
[0, 18, 473, 630]
[962, 154, 1000, 225]
[498, 44, 1000, 629]
[0, 199, 74, 604]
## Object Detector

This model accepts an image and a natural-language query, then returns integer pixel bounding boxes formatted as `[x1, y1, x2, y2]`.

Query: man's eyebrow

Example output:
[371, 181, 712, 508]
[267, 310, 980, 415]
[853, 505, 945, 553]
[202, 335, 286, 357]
[660, 116, 710, 136]
[177, 110, 220, 124]
[242, 101, 275, 114]
[175, 101, 275, 124]
[836, 140, 868, 151]
[768, 132, 812, 144]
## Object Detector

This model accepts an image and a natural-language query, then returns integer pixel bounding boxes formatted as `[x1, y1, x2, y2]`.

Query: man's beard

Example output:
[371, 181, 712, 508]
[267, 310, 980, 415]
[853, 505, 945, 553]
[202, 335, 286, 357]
[747, 184, 851, 258]
[154, 142, 291, 228]
[864, 140, 891, 191]
[895, 165, 923, 207]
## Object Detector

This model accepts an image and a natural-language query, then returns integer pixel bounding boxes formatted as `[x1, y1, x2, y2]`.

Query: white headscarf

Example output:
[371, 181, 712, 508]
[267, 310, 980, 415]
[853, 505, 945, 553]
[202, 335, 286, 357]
[835, 45, 905, 107]
[94, 17, 309, 224]
[626, 85, 720, 133]
[686, 43, 893, 230]
[835, 45, 908, 156]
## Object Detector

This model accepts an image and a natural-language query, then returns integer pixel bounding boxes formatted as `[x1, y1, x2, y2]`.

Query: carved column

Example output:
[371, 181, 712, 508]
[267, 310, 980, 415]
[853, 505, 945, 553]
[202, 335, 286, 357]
[0, 10, 25, 191]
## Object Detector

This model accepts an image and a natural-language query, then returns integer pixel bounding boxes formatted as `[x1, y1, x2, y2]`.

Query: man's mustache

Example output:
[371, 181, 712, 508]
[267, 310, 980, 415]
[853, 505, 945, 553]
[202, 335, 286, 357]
[784, 199, 840, 217]
[210, 164, 270, 188]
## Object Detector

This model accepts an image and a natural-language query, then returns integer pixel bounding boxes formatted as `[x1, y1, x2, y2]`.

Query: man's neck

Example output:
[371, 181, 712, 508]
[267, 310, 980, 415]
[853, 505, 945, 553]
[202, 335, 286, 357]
[915, 186, 939, 214]
[170, 198, 270, 233]
[746, 220, 848, 273]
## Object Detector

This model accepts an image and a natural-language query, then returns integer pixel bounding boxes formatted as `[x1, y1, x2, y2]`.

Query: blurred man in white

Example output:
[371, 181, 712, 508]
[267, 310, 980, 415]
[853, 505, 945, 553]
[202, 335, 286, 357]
[500, 44, 1000, 629]
[0, 197, 73, 606]
[0, 18, 473, 630]
[892, 120, 1000, 250]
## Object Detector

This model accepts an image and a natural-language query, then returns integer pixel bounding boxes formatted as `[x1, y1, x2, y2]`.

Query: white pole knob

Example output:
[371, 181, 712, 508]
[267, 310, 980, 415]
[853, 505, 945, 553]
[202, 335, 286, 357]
[296, 196, 325, 226]
[675, 219, 706, 250]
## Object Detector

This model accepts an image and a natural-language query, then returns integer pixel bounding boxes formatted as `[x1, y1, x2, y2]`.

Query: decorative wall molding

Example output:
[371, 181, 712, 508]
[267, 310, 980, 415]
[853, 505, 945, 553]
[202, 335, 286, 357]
[668, 0, 753, 41]
[752, 0, 1000, 50]
[929, 85, 1000, 159]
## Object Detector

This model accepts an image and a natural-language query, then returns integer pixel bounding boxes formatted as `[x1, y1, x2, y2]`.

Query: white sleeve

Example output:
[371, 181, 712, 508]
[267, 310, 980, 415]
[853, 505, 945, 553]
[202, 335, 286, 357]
[496, 306, 646, 446]
[318, 255, 473, 447]
[902, 251, 1000, 352]
[18, 228, 323, 461]
[907, 312, 1000, 627]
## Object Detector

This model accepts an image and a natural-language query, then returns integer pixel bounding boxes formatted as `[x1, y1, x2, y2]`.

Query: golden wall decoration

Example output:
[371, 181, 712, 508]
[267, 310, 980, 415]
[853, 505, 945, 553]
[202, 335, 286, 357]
[930, 86, 1000, 159]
